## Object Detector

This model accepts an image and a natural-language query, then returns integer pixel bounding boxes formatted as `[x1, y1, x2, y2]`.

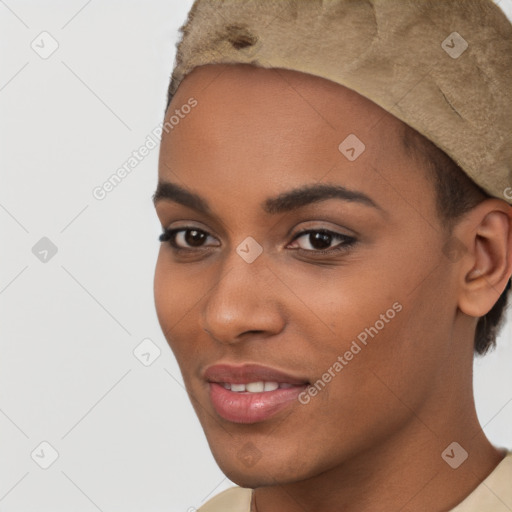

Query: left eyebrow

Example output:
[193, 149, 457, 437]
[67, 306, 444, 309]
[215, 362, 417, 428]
[152, 181, 384, 215]
[263, 182, 383, 214]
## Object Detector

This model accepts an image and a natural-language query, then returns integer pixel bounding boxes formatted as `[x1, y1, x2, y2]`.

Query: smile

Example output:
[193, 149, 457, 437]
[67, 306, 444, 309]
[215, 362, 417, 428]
[220, 381, 299, 392]
[204, 363, 310, 423]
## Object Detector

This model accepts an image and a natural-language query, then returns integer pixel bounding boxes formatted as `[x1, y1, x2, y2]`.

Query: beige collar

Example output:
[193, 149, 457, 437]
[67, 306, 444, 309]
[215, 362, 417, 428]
[198, 450, 512, 512]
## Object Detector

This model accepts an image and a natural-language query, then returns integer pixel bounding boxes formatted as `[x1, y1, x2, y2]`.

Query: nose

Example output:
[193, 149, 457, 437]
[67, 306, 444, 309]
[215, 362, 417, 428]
[201, 252, 285, 345]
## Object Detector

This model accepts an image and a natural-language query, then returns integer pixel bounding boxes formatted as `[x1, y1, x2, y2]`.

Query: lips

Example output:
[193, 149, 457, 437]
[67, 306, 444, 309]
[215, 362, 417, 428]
[204, 363, 310, 424]
[204, 363, 310, 386]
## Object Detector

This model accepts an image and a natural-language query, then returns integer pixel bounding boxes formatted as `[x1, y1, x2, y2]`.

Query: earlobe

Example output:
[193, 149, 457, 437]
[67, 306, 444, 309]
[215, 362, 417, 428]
[457, 200, 512, 318]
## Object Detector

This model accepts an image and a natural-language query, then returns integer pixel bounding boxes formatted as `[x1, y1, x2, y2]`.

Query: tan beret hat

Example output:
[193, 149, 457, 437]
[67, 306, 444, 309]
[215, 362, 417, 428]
[166, 0, 512, 205]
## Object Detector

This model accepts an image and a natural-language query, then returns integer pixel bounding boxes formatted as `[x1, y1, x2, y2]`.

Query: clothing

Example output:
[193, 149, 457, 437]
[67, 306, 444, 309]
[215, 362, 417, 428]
[197, 450, 512, 512]
[197, 486, 252, 512]
[166, 0, 512, 205]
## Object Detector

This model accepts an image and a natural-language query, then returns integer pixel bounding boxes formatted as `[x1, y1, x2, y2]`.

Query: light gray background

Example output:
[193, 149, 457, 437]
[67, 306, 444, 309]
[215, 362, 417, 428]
[1, 1, 511, 510]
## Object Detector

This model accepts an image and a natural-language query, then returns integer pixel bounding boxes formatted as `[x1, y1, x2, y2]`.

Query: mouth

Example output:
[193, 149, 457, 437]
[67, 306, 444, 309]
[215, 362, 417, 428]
[218, 381, 301, 392]
[204, 363, 310, 424]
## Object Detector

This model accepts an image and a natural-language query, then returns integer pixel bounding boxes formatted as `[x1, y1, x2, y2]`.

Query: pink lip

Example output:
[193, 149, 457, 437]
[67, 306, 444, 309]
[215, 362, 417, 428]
[204, 363, 309, 424]
[203, 363, 309, 385]
[208, 382, 307, 423]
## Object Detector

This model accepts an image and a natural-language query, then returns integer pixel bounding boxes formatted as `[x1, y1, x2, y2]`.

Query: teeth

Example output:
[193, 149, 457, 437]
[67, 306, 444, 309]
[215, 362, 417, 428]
[264, 381, 279, 391]
[221, 381, 294, 393]
[246, 381, 265, 392]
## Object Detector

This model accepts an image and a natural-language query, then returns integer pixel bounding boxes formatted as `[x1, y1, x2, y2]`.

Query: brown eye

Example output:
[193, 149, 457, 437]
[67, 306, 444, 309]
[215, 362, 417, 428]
[183, 229, 207, 247]
[159, 228, 220, 250]
[289, 229, 356, 254]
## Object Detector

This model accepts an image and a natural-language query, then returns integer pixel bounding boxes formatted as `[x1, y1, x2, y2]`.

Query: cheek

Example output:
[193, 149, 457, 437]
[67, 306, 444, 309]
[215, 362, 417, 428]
[153, 251, 173, 332]
[325, 272, 454, 424]
[153, 251, 195, 352]
[273, 260, 402, 360]
[281, 259, 445, 418]
[153, 251, 215, 369]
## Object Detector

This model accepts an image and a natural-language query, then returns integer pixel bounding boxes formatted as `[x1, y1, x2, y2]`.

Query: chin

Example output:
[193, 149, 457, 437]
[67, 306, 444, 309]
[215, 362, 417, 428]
[209, 444, 315, 488]
[216, 463, 290, 489]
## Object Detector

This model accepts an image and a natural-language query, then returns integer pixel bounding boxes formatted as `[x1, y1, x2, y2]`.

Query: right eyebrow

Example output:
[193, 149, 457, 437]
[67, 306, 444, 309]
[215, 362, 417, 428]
[152, 181, 211, 215]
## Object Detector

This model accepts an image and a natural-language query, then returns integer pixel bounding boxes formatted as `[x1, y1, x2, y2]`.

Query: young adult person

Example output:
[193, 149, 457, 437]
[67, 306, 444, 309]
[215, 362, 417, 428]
[153, 1, 512, 510]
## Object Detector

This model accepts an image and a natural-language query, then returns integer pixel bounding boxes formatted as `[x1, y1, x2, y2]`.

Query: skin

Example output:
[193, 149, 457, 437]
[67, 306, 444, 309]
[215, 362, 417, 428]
[153, 63, 512, 512]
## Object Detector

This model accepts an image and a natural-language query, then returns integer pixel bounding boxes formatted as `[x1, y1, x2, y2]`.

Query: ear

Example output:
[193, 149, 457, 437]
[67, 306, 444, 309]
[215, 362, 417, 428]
[454, 199, 512, 318]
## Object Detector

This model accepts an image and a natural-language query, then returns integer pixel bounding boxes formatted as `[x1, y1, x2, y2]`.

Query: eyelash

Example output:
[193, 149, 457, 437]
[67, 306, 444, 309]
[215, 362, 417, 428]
[158, 227, 356, 256]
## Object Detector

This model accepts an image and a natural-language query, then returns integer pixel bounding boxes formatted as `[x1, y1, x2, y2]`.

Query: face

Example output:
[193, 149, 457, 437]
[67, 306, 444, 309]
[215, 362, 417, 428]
[153, 63, 464, 487]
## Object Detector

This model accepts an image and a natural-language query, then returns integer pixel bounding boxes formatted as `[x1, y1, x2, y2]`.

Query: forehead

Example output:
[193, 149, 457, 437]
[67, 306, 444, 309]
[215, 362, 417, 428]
[167, 63, 404, 143]
[159, 63, 435, 220]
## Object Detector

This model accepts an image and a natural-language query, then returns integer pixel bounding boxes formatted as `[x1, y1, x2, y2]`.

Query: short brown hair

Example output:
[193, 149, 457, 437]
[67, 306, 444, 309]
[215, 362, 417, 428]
[400, 123, 511, 355]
